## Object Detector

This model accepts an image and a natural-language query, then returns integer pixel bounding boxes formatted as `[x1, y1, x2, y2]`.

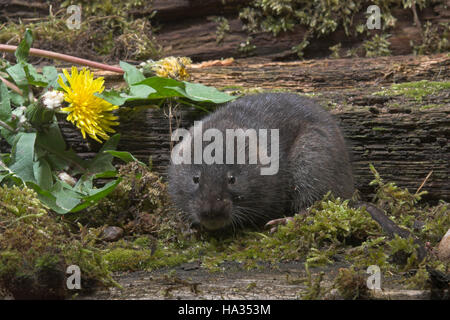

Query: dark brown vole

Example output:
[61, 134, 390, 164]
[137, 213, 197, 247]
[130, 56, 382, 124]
[168, 93, 354, 231]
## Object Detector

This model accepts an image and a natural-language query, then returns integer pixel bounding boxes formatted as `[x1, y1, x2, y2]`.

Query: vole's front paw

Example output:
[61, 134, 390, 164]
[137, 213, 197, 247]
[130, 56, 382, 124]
[265, 217, 295, 234]
[265, 210, 308, 233]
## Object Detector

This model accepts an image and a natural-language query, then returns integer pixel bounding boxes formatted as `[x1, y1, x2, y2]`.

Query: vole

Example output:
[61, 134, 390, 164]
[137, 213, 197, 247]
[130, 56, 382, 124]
[168, 93, 354, 231]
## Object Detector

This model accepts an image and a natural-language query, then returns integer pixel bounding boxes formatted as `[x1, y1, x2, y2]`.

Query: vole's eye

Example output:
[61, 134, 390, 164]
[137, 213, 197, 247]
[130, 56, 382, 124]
[193, 176, 200, 184]
[228, 176, 236, 184]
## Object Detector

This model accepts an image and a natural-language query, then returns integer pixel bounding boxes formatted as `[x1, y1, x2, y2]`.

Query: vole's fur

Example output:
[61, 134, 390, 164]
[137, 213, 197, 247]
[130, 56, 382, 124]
[168, 93, 354, 231]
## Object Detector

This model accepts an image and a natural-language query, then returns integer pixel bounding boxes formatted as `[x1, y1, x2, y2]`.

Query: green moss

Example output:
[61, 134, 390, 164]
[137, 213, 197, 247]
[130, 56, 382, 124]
[374, 80, 450, 102]
[220, 85, 245, 91]
[329, 43, 342, 59]
[238, 37, 257, 56]
[417, 201, 449, 245]
[209, 16, 230, 44]
[351, 237, 389, 268]
[334, 267, 372, 300]
[0, 185, 46, 218]
[67, 162, 172, 231]
[412, 21, 450, 55]
[0, 251, 21, 278]
[0, 185, 118, 298]
[0, 1, 160, 61]
[300, 264, 327, 300]
[133, 236, 153, 248]
[103, 248, 152, 272]
[420, 104, 441, 110]
[3, 164, 445, 297]
[387, 235, 419, 270]
[34, 253, 62, 271]
[146, 246, 193, 270]
[372, 127, 389, 131]
[404, 260, 448, 290]
[363, 34, 391, 58]
[238, 0, 438, 58]
[369, 164, 427, 219]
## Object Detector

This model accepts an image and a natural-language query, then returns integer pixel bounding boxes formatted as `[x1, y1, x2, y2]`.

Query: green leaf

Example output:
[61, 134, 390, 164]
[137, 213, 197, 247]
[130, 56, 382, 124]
[9, 132, 37, 183]
[6, 64, 28, 87]
[1, 127, 20, 148]
[70, 178, 121, 213]
[0, 82, 12, 121]
[33, 158, 53, 190]
[52, 181, 83, 211]
[26, 181, 78, 214]
[105, 150, 144, 165]
[94, 170, 118, 179]
[135, 77, 187, 99]
[42, 66, 59, 88]
[0, 153, 11, 166]
[183, 81, 237, 103]
[24, 64, 48, 87]
[15, 29, 33, 63]
[129, 84, 157, 98]
[36, 123, 86, 173]
[26, 181, 60, 212]
[9, 92, 25, 106]
[95, 90, 128, 106]
[86, 134, 120, 174]
[96, 85, 158, 104]
[0, 172, 24, 185]
[120, 61, 145, 85]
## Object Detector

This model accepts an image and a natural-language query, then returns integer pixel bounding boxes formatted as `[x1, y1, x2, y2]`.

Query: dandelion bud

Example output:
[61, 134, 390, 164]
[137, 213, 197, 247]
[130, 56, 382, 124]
[25, 101, 55, 128]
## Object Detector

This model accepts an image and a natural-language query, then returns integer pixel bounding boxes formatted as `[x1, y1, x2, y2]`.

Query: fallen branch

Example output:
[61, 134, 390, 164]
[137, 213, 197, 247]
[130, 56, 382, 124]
[0, 44, 124, 74]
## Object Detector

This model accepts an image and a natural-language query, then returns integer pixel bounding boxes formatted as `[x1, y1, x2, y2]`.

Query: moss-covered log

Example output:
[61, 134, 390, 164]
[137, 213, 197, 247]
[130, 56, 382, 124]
[0, 54, 448, 202]
[56, 54, 449, 202]
[151, 0, 449, 61]
[96, 99, 447, 203]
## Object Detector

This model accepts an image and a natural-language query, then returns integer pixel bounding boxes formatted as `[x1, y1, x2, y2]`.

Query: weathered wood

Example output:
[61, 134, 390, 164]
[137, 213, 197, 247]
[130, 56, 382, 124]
[0, 54, 448, 203]
[152, 1, 449, 61]
[52, 53, 450, 202]
[90, 100, 447, 202]
[148, 0, 252, 23]
[188, 53, 450, 91]
[2, 0, 448, 62]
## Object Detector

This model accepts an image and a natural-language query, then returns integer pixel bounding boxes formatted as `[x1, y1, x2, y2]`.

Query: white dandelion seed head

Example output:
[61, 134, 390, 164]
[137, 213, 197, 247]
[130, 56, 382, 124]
[42, 90, 65, 110]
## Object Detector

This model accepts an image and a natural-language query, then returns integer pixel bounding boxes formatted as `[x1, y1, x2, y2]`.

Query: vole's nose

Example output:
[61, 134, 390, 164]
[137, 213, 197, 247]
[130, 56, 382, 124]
[199, 198, 231, 220]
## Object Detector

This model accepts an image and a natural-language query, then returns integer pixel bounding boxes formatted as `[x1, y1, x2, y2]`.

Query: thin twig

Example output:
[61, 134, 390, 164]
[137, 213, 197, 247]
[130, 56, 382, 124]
[411, 0, 422, 34]
[0, 74, 23, 95]
[0, 119, 16, 133]
[416, 170, 433, 194]
[0, 44, 124, 74]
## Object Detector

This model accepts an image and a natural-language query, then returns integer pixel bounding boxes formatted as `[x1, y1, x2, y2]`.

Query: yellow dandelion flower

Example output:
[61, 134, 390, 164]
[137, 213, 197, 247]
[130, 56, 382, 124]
[57, 67, 119, 143]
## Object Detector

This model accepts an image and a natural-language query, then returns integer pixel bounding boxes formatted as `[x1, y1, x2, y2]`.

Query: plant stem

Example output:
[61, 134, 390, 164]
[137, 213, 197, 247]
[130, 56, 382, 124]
[0, 119, 16, 132]
[0, 75, 23, 95]
[0, 44, 124, 74]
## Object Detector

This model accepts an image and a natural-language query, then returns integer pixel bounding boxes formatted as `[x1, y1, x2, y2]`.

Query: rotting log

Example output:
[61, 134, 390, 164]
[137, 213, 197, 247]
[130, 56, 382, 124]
[150, 0, 450, 61]
[92, 101, 447, 203]
[2, 0, 449, 62]
[0, 54, 448, 202]
[59, 53, 450, 202]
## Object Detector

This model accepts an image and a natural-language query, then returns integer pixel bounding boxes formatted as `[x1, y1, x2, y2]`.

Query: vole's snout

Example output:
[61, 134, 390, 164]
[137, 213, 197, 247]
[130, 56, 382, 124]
[197, 197, 232, 230]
